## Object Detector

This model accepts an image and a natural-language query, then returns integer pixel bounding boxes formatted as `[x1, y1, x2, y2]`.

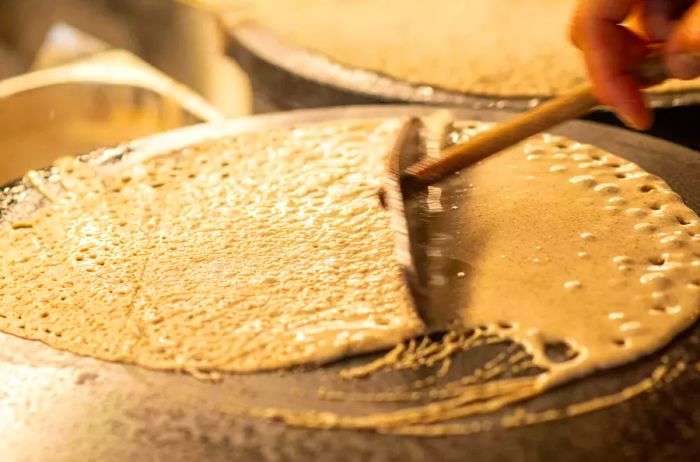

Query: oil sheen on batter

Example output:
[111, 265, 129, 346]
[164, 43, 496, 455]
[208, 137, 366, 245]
[0, 117, 698, 392]
[235, 0, 698, 96]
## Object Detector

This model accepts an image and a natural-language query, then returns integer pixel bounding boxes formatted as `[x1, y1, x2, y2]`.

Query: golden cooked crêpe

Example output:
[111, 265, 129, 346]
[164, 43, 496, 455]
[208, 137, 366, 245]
[0, 120, 423, 373]
[238, 0, 698, 96]
[0, 118, 698, 384]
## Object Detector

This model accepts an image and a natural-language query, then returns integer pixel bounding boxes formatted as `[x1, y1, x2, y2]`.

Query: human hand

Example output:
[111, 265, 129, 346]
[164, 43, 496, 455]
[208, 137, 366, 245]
[570, 0, 700, 129]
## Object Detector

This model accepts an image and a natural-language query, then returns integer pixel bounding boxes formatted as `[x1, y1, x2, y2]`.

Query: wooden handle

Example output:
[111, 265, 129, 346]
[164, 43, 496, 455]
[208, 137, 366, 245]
[403, 54, 667, 187]
[403, 86, 598, 185]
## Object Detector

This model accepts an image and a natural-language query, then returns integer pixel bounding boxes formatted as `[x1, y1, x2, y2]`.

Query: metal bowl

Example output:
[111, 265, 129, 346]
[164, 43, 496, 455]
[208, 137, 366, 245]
[0, 49, 223, 185]
[0, 0, 252, 117]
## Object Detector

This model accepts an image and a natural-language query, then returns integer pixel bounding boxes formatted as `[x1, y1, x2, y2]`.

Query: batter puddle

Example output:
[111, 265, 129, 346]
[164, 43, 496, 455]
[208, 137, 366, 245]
[0, 115, 698, 434]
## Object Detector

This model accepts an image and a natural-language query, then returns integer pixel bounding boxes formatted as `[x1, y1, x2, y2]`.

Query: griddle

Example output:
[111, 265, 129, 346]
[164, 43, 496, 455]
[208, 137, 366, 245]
[1, 106, 699, 462]
[225, 24, 700, 151]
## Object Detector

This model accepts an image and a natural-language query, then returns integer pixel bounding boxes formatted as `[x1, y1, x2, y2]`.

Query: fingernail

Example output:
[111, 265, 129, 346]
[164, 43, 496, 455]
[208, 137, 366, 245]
[667, 53, 700, 80]
[616, 108, 652, 131]
[614, 110, 640, 130]
[619, 115, 642, 130]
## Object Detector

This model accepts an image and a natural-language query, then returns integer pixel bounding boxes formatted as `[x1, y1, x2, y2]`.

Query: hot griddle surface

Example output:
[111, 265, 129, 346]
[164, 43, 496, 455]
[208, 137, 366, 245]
[1, 106, 699, 462]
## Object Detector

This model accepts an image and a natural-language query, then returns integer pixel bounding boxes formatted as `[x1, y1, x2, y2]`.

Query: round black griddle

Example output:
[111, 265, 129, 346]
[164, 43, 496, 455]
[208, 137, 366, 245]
[1, 106, 700, 462]
[225, 25, 700, 151]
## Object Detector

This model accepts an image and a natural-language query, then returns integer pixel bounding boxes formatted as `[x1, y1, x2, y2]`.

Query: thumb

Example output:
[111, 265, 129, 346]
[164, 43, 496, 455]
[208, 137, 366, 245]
[665, 1, 700, 79]
[634, 0, 695, 42]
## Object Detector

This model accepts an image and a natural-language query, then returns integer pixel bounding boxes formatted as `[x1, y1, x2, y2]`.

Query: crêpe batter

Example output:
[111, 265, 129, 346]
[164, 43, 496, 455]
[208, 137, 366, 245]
[236, 0, 699, 96]
[417, 120, 700, 385]
[0, 117, 698, 397]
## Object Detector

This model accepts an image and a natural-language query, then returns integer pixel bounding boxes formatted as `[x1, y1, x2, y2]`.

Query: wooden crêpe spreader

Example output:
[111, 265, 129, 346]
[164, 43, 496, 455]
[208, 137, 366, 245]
[2, 104, 700, 462]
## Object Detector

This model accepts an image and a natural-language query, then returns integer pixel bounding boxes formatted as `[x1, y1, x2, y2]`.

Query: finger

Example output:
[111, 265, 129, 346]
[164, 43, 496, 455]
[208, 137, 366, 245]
[570, 0, 652, 129]
[570, 0, 639, 49]
[636, 0, 694, 41]
[583, 26, 653, 129]
[665, 1, 700, 79]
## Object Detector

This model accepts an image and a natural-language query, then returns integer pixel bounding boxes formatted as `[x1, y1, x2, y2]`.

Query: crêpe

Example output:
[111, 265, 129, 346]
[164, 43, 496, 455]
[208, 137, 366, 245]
[237, 0, 700, 96]
[0, 120, 423, 372]
[0, 117, 698, 385]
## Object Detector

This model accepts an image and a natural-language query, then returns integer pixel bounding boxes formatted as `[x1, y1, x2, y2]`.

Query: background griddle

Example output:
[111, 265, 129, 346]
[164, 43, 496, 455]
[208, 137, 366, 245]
[1, 106, 699, 462]
[225, 24, 700, 152]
